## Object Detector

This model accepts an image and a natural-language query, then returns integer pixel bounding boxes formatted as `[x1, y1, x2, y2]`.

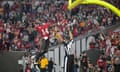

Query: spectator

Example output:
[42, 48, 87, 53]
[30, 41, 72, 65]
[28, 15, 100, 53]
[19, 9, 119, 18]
[48, 57, 55, 72]
[0, 1, 120, 72]
[105, 36, 112, 56]
[0, 0, 119, 53]
[97, 55, 106, 72]
[106, 55, 112, 72]
[80, 53, 88, 72]
[73, 58, 79, 72]
[88, 60, 96, 72]
[112, 48, 120, 72]
[25, 64, 32, 72]
[89, 38, 96, 49]
[4, 2, 10, 14]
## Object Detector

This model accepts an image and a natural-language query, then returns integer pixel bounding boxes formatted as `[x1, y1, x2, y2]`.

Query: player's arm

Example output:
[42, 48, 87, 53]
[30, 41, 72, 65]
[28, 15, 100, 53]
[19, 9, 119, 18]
[67, 26, 73, 41]
[69, 30, 73, 40]
[56, 32, 64, 43]
[54, 26, 64, 43]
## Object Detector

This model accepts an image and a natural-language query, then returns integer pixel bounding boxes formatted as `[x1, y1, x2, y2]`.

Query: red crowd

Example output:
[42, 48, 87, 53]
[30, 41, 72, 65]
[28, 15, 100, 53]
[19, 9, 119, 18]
[0, 0, 119, 52]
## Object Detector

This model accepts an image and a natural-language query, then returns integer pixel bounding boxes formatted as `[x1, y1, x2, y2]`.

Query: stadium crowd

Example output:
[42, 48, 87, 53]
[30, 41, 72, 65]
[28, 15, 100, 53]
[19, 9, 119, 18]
[0, 0, 119, 52]
[87, 30, 120, 72]
[0, 0, 120, 72]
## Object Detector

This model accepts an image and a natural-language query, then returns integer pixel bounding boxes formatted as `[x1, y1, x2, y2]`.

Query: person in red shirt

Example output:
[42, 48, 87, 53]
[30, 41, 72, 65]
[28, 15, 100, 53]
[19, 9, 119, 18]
[0, 19, 4, 33]
[11, 2, 19, 11]
[97, 55, 106, 72]
[25, 64, 32, 72]
[0, 25, 4, 33]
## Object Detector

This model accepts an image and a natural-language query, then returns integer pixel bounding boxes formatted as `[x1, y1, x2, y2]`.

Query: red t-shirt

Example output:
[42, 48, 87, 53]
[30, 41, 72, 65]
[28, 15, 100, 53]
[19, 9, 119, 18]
[34, 37, 40, 44]
[73, 27, 78, 37]
[11, 3, 19, 11]
[101, 40, 106, 48]
[16, 39, 21, 48]
[25, 67, 32, 72]
[0, 25, 4, 33]
[62, 3, 68, 10]
[0, 20, 4, 33]
[36, 23, 50, 40]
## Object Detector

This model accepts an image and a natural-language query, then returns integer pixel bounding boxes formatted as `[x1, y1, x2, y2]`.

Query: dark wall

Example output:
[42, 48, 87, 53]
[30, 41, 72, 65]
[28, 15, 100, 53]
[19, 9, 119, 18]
[0, 51, 25, 72]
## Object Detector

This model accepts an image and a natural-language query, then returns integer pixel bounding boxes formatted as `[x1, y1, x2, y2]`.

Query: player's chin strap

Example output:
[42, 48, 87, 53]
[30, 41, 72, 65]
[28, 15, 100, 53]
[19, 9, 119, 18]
[63, 40, 74, 55]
